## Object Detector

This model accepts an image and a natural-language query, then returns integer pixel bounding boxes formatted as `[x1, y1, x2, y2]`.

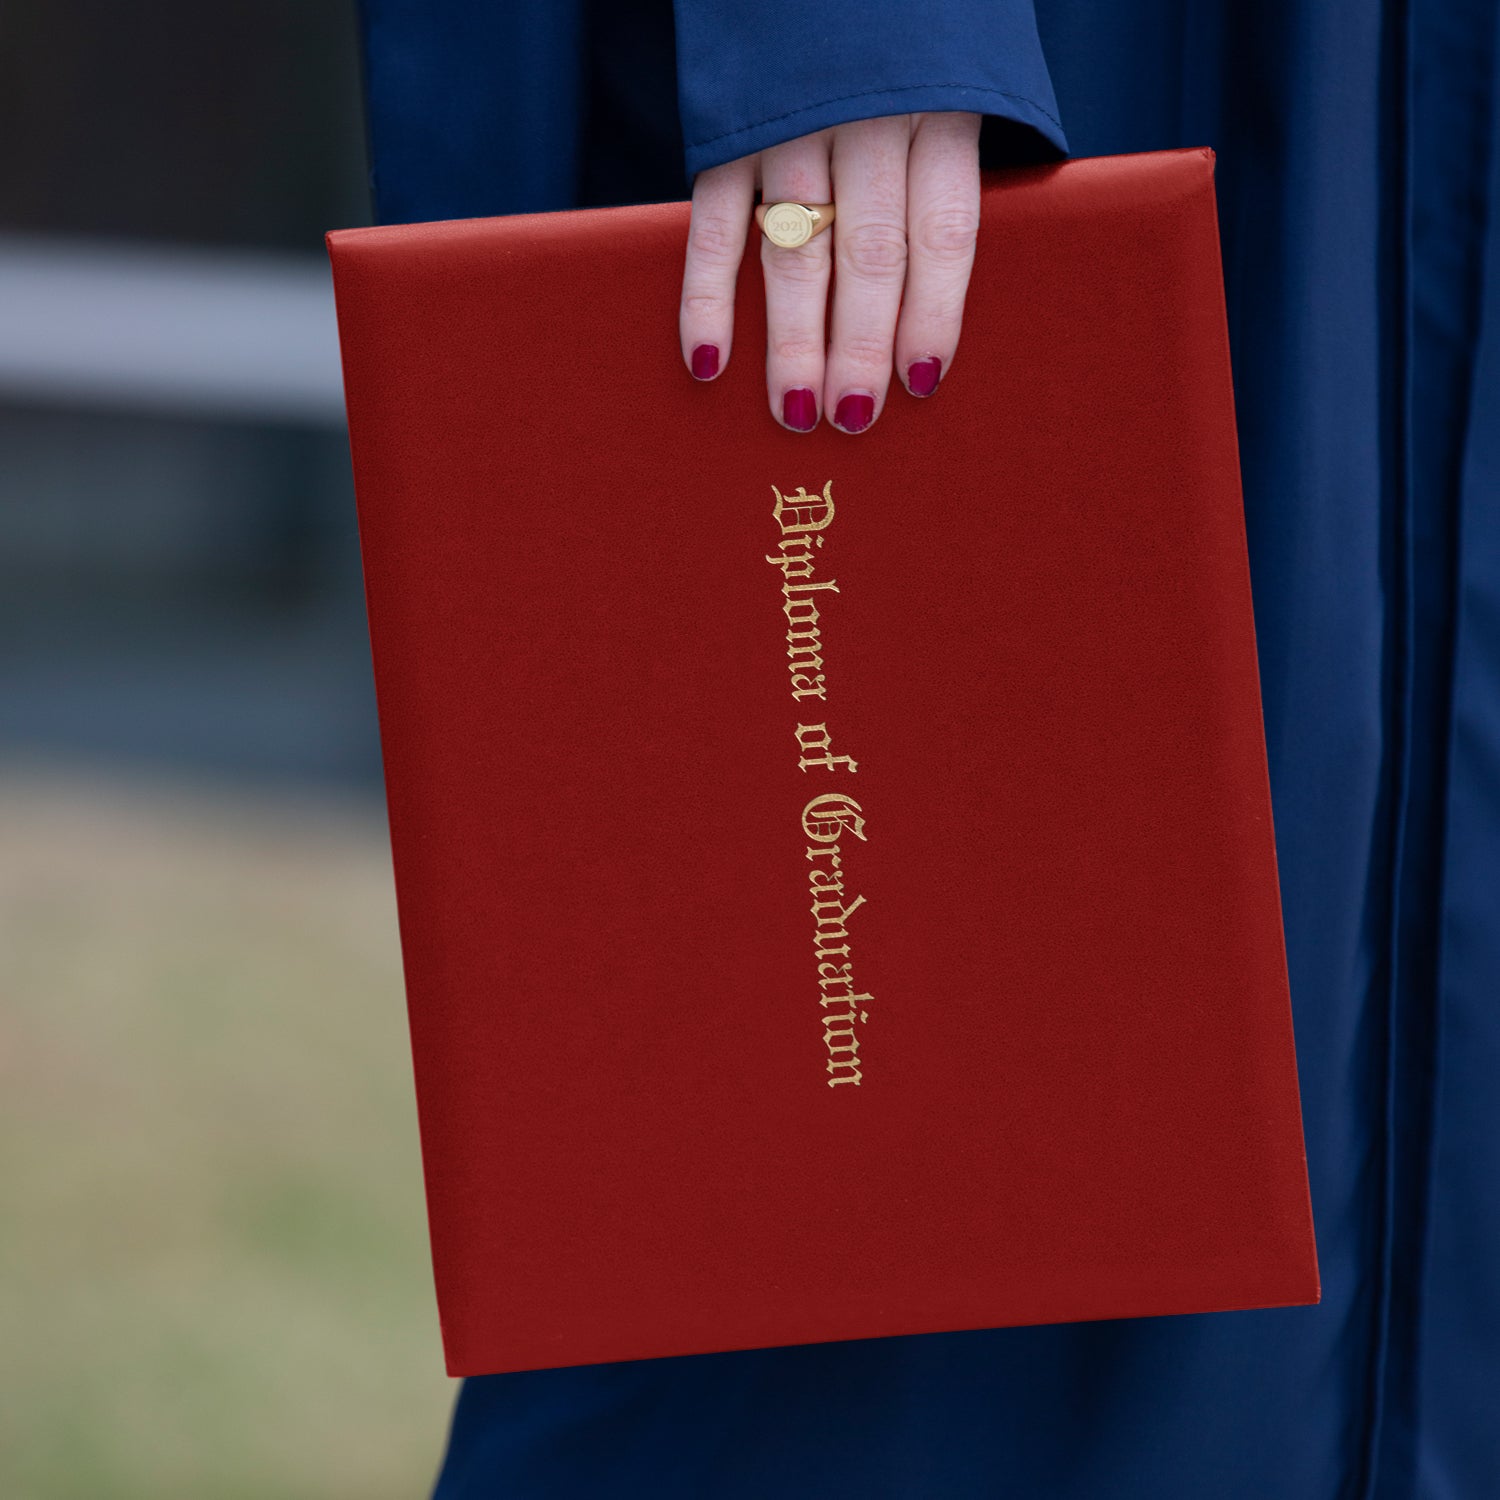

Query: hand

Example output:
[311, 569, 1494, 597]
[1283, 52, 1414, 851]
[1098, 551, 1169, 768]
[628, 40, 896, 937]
[679, 112, 981, 434]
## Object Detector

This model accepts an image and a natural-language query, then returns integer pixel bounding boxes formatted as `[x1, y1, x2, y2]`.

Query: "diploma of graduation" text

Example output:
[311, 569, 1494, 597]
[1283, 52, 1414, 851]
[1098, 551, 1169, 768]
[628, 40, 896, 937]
[765, 482, 871, 1089]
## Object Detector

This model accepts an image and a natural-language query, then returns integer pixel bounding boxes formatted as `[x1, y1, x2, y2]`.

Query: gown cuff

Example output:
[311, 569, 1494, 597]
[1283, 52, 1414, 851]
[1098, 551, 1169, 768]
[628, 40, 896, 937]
[673, 2, 1068, 180]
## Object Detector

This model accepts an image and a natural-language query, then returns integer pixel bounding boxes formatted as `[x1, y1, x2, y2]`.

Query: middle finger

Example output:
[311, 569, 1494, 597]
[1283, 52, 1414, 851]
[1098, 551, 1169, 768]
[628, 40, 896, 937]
[826, 117, 911, 434]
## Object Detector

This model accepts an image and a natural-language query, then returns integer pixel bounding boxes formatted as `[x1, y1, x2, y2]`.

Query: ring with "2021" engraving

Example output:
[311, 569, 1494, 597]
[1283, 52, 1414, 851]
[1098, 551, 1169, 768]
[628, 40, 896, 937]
[755, 200, 837, 249]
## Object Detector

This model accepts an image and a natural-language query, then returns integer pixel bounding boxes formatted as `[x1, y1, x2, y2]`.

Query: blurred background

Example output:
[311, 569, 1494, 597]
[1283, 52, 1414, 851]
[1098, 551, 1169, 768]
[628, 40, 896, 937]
[0, 2, 457, 1495]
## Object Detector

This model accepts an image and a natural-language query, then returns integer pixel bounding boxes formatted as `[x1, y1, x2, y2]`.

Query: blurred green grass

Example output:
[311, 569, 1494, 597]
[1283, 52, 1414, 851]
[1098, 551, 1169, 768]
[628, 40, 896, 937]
[0, 767, 453, 1499]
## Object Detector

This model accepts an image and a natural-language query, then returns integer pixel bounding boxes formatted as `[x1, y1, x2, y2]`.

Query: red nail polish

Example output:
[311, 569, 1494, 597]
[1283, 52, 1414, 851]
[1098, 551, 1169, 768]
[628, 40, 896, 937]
[833, 392, 875, 433]
[691, 343, 720, 380]
[783, 387, 818, 431]
[908, 356, 942, 397]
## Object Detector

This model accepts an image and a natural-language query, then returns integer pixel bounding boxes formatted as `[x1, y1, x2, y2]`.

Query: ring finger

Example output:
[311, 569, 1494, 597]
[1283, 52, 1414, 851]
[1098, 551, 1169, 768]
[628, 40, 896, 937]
[760, 130, 833, 432]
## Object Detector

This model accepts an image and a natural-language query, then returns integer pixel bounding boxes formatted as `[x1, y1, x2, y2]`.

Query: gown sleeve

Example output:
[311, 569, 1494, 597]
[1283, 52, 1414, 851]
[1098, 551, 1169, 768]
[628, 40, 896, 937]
[671, 0, 1068, 179]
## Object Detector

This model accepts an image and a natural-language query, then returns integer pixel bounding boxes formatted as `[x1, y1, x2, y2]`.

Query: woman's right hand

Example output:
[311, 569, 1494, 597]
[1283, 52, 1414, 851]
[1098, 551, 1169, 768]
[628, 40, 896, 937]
[679, 111, 982, 435]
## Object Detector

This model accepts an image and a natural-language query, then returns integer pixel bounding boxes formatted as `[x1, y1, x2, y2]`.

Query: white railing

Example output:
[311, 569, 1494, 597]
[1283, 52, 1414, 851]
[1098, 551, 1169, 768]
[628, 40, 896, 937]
[0, 235, 346, 425]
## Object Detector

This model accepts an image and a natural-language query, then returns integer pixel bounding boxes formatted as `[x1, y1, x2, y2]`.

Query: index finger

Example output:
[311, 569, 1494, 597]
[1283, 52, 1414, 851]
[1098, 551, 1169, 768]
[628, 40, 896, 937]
[895, 112, 981, 398]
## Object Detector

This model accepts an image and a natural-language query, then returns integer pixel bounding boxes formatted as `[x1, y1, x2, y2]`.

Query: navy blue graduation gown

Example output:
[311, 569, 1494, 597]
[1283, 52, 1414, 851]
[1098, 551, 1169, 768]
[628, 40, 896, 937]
[357, 2, 1500, 1494]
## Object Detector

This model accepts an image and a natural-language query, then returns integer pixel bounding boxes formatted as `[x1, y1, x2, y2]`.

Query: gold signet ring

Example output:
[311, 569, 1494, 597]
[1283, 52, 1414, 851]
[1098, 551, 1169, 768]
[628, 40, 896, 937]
[755, 200, 836, 249]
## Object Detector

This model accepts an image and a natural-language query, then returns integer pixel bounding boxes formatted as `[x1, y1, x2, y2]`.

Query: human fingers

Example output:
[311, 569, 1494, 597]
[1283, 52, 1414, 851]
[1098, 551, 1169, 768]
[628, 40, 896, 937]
[758, 129, 834, 431]
[895, 112, 981, 398]
[680, 153, 755, 381]
[824, 116, 911, 434]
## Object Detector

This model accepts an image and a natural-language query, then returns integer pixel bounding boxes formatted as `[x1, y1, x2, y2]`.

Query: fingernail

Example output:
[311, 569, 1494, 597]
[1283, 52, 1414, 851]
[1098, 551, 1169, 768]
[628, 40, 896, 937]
[691, 343, 720, 380]
[907, 356, 942, 397]
[833, 392, 875, 433]
[782, 387, 818, 431]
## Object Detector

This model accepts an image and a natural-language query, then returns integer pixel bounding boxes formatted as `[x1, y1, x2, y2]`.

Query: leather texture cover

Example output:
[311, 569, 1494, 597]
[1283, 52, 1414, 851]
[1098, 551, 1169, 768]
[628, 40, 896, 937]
[327, 148, 1319, 1378]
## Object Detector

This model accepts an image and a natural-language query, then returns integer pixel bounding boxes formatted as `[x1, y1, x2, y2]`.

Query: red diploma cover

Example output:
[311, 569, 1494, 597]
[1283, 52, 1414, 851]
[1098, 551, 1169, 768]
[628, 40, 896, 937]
[328, 148, 1319, 1377]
